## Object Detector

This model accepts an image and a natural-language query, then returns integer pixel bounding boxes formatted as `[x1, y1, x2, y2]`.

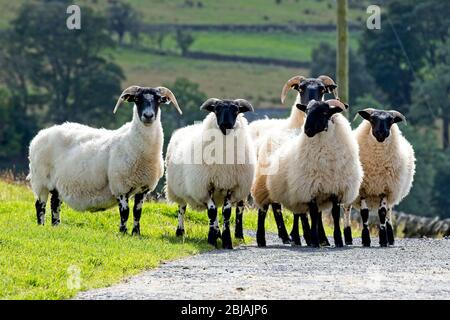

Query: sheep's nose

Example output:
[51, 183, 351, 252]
[142, 112, 154, 121]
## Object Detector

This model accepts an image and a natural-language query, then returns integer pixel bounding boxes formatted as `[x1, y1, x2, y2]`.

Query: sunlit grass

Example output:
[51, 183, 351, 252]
[1, 179, 333, 299]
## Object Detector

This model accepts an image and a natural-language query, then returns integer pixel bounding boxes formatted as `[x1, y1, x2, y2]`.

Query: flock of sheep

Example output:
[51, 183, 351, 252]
[27, 75, 416, 249]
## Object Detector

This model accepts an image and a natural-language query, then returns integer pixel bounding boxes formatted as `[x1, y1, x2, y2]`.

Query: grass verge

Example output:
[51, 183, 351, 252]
[0, 179, 336, 299]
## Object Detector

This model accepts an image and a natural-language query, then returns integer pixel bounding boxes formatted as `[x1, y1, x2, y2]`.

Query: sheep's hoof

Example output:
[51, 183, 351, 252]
[362, 227, 371, 247]
[320, 239, 331, 247]
[222, 229, 233, 249]
[290, 233, 302, 246]
[386, 223, 395, 245]
[119, 226, 128, 234]
[256, 230, 266, 247]
[208, 229, 220, 247]
[176, 228, 185, 237]
[344, 227, 353, 245]
[52, 221, 60, 227]
[334, 231, 344, 247]
[235, 229, 244, 240]
[379, 228, 388, 247]
[303, 236, 312, 247]
[131, 226, 140, 236]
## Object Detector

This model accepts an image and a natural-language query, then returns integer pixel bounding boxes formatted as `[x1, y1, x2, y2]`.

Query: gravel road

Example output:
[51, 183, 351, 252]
[77, 233, 450, 300]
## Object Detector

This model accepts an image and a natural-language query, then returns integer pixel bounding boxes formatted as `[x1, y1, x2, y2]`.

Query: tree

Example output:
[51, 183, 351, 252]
[0, 88, 24, 167]
[106, 0, 141, 46]
[409, 42, 450, 149]
[310, 42, 382, 107]
[359, 0, 449, 111]
[161, 78, 206, 146]
[0, 2, 124, 168]
[174, 30, 195, 56]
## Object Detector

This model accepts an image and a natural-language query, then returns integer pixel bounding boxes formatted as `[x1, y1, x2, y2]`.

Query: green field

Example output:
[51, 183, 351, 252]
[112, 47, 307, 108]
[0, 179, 335, 299]
[0, 0, 370, 28]
[144, 31, 359, 62]
[0, 0, 363, 109]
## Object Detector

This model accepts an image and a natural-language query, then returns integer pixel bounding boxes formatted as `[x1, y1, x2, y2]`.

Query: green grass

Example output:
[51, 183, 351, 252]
[149, 31, 359, 62]
[111, 47, 307, 108]
[0, 0, 371, 29]
[0, 179, 333, 299]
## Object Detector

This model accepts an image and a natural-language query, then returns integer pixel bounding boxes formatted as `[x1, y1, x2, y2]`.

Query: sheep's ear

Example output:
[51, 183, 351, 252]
[296, 104, 307, 113]
[357, 108, 375, 121]
[234, 99, 254, 113]
[390, 110, 407, 124]
[200, 98, 220, 112]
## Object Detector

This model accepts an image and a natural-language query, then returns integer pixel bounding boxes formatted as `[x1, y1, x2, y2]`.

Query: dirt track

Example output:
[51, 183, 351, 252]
[77, 233, 450, 300]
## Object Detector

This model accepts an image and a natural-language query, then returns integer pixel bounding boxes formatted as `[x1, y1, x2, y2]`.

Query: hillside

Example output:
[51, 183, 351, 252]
[0, 0, 365, 108]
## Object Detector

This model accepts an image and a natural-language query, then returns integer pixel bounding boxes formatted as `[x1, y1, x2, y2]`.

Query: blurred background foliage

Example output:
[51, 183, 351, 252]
[0, 0, 448, 218]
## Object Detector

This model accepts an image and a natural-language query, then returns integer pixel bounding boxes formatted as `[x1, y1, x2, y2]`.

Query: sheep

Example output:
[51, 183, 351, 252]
[165, 98, 256, 249]
[343, 108, 415, 247]
[250, 75, 338, 246]
[28, 85, 182, 235]
[256, 99, 363, 248]
[249, 75, 338, 151]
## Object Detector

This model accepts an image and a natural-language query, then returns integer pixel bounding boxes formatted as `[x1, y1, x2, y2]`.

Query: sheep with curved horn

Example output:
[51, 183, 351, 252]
[28, 85, 182, 235]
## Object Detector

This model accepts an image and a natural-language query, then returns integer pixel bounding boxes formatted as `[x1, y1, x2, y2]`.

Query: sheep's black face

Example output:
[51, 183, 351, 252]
[358, 109, 405, 143]
[200, 99, 253, 135]
[296, 79, 337, 107]
[298, 101, 343, 138]
[126, 88, 166, 126]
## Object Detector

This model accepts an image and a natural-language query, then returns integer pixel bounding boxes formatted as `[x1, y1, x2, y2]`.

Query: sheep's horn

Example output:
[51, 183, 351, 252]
[281, 75, 306, 104]
[200, 98, 221, 111]
[234, 99, 254, 112]
[156, 87, 182, 115]
[318, 75, 338, 99]
[389, 110, 407, 124]
[113, 85, 141, 114]
[326, 99, 348, 110]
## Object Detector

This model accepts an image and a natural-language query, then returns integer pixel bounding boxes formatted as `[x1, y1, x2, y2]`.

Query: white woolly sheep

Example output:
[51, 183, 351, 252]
[165, 98, 256, 249]
[257, 99, 363, 248]
[344, 108, 415, 247]
[250, 75, 338, 246]
[28, 85, 182, 235]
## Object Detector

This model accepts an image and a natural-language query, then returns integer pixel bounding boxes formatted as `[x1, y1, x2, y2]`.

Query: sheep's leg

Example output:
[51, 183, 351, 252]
[386, 207, 395, 245]
[50, 190, 61, 226]
[290, 214, 302, 246]
[300, 213, 312, 246]
[35, 197, 47, 225]
[308, 200, 320, 248]
[132, 190, 148, 236]
[272, 203, 290, 244]
[221, 191, 233, 249]
[318, 211, 331, 246]
[117, 195, 130, 233]
[207, 194, 220, 248]
[234, 200, 245, 240]
[360, 198, 371, 247]
[176, 204, 187, 237]
[378, 196, 388, 247]
[343, 205, 353, 245]
[256, 205, 269, 247]
[331, 196, 344, 247]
